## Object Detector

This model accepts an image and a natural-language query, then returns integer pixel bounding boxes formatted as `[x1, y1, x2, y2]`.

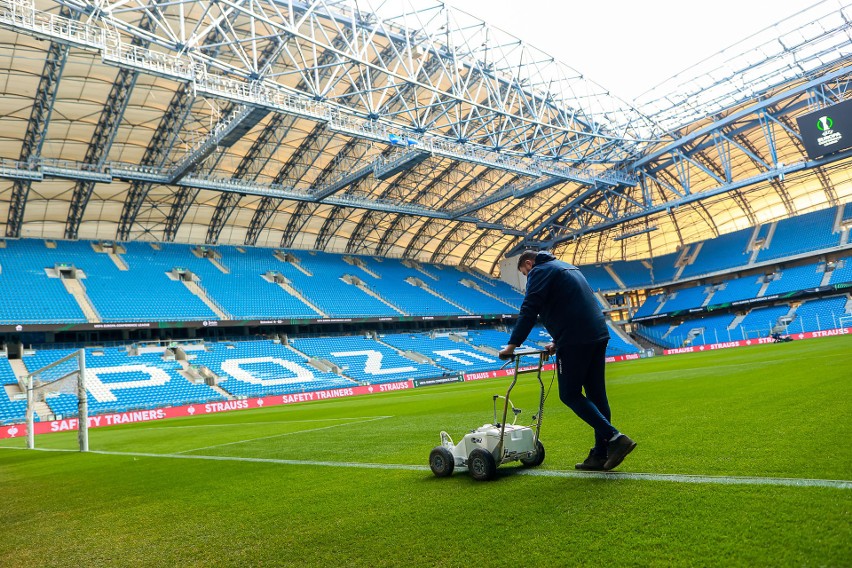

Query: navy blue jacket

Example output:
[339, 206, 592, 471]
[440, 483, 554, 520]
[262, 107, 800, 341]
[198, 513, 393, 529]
[508, 251, 609, 348]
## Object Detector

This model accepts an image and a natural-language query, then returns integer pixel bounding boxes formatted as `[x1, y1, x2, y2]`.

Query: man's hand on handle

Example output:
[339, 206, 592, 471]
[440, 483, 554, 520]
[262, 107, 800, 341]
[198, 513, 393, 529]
[544, 342, 556, 356]
[498, 344, 516, 360]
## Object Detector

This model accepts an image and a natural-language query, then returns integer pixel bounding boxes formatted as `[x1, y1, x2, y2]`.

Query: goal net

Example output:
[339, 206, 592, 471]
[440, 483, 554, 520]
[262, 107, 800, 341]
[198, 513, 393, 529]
[26, 349, 87, 451]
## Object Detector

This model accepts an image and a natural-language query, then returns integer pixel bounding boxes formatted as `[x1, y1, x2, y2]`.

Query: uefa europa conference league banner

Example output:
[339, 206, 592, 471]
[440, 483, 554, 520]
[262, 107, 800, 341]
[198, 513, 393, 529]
[796, 98, 852, 160]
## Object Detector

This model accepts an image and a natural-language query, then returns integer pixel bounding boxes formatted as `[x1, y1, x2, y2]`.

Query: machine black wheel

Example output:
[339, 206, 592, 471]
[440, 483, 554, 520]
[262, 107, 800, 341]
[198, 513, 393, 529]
[520, 440, 545, 467]
[429, 446, 455, 477]
[468, 448, 497, 481]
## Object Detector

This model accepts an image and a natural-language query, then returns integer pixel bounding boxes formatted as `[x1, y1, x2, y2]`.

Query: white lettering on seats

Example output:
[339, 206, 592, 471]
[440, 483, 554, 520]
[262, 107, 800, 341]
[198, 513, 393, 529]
[86, 365, 172, 403]
[329, 350, 415, 375]
[221, 357, 315, 385]
[433, 349, 494, 366]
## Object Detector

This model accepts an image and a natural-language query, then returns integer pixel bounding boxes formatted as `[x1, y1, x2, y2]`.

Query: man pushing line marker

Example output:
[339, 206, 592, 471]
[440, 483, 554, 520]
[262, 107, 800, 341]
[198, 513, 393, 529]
[499, 250, 637, 471]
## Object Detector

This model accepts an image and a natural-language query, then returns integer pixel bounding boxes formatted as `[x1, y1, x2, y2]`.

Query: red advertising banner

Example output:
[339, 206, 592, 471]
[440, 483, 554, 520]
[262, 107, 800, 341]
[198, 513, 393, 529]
[463, 363, 557, 382]
[461, 352, 640, 383]
[662, 327, 852, 355]
[2, 380, 413, 439]
[606, 353, 642, 363]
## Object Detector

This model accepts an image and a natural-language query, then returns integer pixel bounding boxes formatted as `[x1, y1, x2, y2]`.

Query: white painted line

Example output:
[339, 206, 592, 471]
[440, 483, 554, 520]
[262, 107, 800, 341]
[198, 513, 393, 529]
[513, 468, 852, 489]
[5, 446, 848, 489]
[175, 415, 394, 454]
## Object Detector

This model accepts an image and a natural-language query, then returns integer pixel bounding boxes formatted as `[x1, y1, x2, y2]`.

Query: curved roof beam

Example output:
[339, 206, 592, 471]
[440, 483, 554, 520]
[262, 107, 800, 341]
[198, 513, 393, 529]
[6, 5, 75, 239]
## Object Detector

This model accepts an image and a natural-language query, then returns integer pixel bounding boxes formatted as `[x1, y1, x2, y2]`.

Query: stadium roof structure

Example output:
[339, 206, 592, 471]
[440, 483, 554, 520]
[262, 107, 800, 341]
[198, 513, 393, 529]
[0, 0, 849, 275]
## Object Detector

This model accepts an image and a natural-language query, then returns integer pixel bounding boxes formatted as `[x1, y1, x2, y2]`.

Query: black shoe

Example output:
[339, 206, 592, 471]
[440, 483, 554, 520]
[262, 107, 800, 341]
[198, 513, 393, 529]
[603, 434, 636, 471]
[575, 450, 607, 471]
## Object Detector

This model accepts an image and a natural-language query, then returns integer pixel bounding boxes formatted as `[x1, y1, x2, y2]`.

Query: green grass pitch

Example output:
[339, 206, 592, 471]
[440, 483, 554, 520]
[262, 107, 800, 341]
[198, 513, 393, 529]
[2, 336, 850, 567]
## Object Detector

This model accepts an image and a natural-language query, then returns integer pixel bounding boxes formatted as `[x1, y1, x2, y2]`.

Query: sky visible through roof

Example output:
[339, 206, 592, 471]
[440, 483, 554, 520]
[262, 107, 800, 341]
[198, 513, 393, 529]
[450, 0, 821, 103]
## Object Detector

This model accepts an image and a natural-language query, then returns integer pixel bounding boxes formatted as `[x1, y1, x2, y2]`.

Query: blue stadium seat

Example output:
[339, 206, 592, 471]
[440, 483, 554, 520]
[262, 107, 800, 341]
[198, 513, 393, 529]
[708, 275, 763, 305]
[756, 207, 840, 262]
[660, 286, 710, 312]
[680, 227, 752, 278]
[192, 340, 354, 397]
[380, 332, 499, 373]
[829, 256, 852, 285]
[290, 336, 443, 384]
[0, 240, 89, 324]
[763, 264, 823, 295]
[792, 296, 850, 332]
[23, 347, 225, 418]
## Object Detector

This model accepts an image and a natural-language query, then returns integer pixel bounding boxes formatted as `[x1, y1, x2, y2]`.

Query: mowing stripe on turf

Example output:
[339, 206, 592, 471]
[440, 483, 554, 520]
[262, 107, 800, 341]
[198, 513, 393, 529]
[5, 447, 849, 489]
[175, 415, 393, 454]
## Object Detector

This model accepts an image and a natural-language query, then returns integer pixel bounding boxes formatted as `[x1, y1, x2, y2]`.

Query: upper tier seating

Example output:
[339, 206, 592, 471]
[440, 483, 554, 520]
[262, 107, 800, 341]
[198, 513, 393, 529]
[633, 293, 666, 318]
[612, 259, 653, 289]
[348, 258, 464, 316]
[646, 252, 682, 285]
[457, 267, 524, 307]
[577, 265, 619, 292]
[757, 207, 840, 262]
[0, 240, 89, 323]
[282, 251, 411, 317]
[185, 245, 319, 319]
[0, 239, 526, 324]
[424, 264, 520, 314]
[680, 227, 753, 279]
[88, 243, 217, 322]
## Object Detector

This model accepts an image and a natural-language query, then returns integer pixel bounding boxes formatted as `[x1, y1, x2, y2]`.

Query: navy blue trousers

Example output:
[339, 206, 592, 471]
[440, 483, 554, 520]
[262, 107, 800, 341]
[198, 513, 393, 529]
[555, 339, 617, 457]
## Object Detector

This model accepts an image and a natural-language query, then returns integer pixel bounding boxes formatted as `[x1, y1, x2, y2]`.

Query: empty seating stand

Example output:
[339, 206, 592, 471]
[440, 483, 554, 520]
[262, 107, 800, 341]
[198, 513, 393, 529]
[680, 228, 753, 278]
[757, 207, 840, 262]
[192, 340, 353, 397]
[792, 296, 850, 332]
[0, 240, 89, 324]
[23, 347, 225, 418]
[763, 264, 823, 296]
[0, 358, 28, 424]
[379, 332, 498, 374]
[350, 258, 464, 316]
[291, 336, 444, 384]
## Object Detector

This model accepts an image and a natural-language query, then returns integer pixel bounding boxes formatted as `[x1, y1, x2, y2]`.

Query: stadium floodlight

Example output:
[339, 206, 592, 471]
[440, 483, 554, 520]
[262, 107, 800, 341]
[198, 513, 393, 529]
[25, 349, 88, 452]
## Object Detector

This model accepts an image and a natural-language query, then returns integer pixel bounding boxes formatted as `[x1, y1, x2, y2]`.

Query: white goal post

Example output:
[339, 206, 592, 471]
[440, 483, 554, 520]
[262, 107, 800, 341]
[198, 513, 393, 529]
[25, 348, 88, 451]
